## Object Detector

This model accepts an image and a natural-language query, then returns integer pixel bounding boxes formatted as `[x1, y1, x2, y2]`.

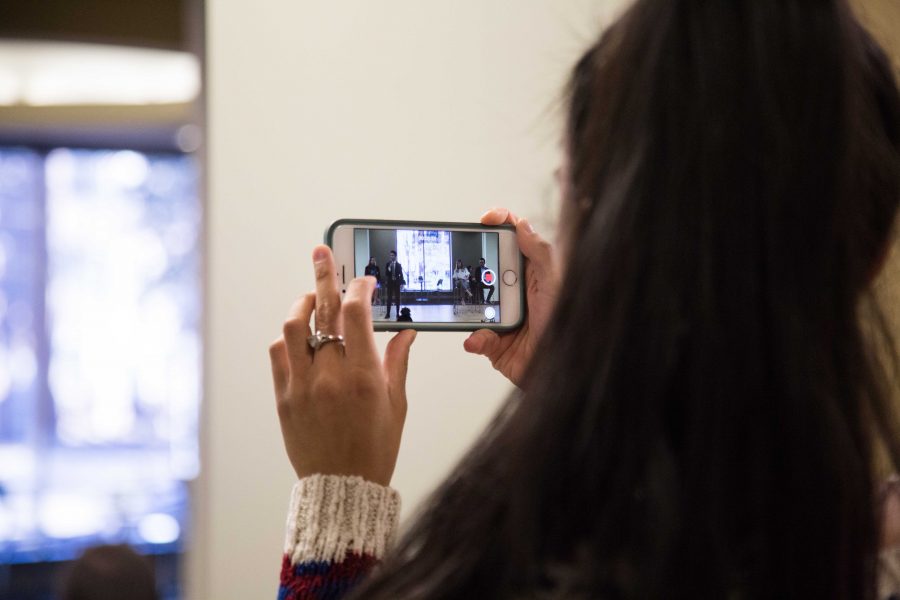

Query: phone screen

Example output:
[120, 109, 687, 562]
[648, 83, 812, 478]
[353, 227, 502, 324]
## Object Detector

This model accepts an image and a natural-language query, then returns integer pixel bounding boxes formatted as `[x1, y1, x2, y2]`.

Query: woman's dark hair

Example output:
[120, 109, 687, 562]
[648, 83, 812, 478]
[356, 1, 900, 598]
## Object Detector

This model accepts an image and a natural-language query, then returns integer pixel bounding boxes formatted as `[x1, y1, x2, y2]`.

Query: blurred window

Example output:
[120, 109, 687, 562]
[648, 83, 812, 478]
[0, 146, 200, 566]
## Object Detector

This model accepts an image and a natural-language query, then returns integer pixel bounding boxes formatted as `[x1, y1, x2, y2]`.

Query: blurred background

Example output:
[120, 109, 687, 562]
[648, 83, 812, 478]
[0, 1, 202, 598]
[0, 0, 896, 598]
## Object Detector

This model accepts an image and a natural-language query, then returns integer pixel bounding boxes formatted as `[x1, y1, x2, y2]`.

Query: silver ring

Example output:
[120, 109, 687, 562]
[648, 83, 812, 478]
[307, 330, 344, 350]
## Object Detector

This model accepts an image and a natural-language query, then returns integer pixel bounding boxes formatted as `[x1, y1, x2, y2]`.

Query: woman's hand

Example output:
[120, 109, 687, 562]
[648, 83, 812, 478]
[269, 245, 417, 486]
[463, 208, 559, 388]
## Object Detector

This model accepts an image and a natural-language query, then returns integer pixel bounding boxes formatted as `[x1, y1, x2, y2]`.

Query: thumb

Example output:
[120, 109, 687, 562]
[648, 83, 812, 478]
[384, 329, 417, 399]
[516, 218, 553, 276]
[463, 329, 501, 358]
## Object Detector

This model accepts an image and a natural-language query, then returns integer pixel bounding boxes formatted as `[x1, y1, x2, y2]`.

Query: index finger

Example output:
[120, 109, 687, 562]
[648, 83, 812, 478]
[479, 207, 519, 226]
[341, 276, 379, 365]
[312, 245, 342, 339]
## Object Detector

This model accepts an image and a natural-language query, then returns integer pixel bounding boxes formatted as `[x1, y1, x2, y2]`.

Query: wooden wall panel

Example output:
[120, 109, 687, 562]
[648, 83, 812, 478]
[0, 0, 186, 49]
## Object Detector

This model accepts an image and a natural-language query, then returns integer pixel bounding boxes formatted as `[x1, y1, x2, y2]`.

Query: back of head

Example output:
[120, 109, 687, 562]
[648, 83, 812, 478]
[551, 0, 900, 596]
[62, 545, 158, 600]
[356, 1, 900, 598]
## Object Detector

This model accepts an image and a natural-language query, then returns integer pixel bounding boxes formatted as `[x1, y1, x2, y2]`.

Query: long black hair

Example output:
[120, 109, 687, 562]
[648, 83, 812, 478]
[355, 0, 900, 597]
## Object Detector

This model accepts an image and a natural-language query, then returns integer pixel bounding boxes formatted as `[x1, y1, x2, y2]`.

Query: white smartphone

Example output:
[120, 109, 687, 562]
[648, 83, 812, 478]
[326, 219, 525, 331]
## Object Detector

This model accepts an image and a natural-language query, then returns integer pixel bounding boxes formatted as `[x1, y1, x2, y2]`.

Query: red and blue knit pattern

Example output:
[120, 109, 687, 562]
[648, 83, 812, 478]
[278, 552, 377, 600]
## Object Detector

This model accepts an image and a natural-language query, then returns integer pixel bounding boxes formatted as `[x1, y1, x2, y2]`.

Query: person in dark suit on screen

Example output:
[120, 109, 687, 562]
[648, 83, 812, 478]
[473, 258, 495, 304]
[383, 250, 404, 319]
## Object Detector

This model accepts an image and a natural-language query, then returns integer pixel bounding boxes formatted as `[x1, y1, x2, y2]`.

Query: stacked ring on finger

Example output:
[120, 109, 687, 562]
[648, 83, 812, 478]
[307, 331, 344, 351]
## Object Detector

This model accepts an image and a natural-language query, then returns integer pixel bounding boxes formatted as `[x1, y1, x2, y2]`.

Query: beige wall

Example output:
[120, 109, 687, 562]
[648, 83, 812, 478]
[197, 2, 618, 598]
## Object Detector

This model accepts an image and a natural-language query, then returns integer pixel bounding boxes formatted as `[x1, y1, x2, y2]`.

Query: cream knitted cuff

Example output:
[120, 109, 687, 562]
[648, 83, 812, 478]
[284, 474, 401, 565]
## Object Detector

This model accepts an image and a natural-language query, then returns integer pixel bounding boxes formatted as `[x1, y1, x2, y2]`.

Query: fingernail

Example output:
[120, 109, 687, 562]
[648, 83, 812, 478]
[520, 218, 535, 233]
[479, 209, 495, 221]
[313, 247, 328, 263]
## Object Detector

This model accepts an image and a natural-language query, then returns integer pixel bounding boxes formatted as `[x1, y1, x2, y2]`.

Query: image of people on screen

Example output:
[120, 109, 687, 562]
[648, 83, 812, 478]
[355, 229, 501, 324]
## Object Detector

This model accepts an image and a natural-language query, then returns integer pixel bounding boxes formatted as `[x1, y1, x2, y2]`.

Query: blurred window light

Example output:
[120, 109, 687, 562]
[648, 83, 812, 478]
[37, 491, 113, 539]
[0, 145, 200, 564]
[0, 149, 43, 444]
[0, 40, 200, 106]
[138, 513, 181, 545]
[0, 67, 21, 105]
[46, 148, 201, 467]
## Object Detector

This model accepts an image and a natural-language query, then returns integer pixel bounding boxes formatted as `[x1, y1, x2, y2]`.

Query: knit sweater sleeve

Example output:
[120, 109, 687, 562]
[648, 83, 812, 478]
[278, 474, 401, 600]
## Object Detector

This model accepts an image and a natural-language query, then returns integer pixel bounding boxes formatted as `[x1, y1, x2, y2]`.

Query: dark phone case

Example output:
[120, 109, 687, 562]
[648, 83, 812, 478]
[324, 218, 526, 332]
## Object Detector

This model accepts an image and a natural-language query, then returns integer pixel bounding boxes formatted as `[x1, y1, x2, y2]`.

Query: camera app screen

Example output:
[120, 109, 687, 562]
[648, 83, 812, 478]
[354, 228, 501, 324]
